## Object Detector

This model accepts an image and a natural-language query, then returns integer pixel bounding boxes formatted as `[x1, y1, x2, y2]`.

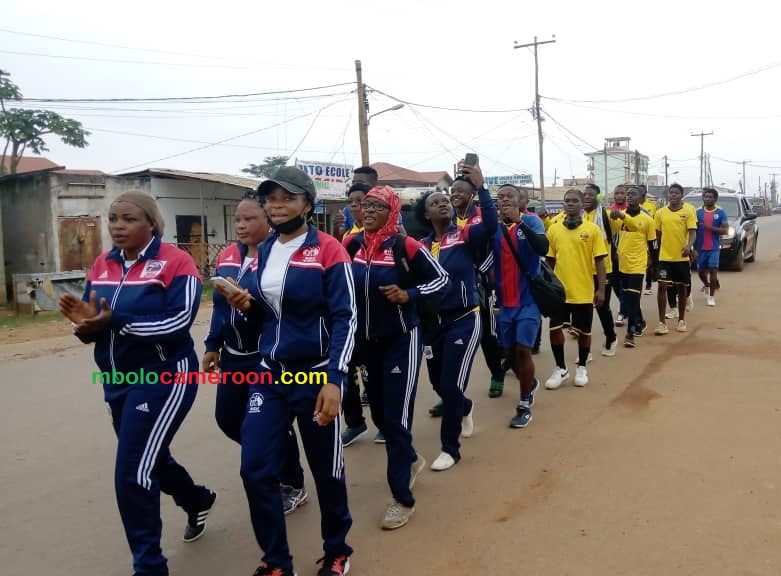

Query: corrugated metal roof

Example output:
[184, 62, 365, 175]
[119, 168, 262, 190]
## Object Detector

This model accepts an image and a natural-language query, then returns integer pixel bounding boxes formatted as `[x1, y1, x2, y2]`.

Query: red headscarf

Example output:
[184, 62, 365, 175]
[363, 185, 401, 260]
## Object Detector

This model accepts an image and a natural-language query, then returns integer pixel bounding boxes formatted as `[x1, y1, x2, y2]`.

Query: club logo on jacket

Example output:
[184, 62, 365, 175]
[248, 392, 264, 413]
[302, 246, 320, 263]
[140, 260, 166, 278]
[98, 270, 109, 279]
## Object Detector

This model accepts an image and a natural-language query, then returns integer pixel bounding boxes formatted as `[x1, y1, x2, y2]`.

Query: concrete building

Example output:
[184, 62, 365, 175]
[586, 137, 649, 194]
[0, 166, 264, 299]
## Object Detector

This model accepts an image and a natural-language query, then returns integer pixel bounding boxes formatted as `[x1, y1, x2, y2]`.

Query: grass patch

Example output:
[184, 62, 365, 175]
[0, 310, 65, 329]
[201, 283, 214, 302]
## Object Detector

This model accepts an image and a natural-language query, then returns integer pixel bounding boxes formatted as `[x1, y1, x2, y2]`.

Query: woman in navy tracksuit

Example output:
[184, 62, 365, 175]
[221, 167, 355, 576]
[59, 192, 215, 576]
[203, 192, 308, 515]
[415, 163, 498, 471]
[350, 185, 449, 531]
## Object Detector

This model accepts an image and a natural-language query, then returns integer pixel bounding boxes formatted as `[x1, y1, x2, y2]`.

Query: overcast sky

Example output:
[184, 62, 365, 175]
[3, 0, 781, 195]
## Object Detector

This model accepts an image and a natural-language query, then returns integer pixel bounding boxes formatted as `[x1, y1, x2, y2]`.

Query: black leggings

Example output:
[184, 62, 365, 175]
[594, 275, 616, 344]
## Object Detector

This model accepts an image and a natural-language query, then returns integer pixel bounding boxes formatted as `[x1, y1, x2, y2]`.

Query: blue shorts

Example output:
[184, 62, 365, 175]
[497, 304, 541, 349]
[697, 249, 720, 270]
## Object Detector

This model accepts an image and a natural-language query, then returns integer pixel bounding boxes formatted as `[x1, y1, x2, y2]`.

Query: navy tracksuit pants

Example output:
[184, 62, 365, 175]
[479, 291, 506, 382]
[426, 311, 481, 460]
[240, 365, 352, 571]
[363, 326, 423, 508]
[215, 350, 304, 488]
[107, 352, 209, 576]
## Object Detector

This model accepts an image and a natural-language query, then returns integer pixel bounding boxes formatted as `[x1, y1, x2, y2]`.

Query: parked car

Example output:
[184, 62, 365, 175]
[683, 192, 759, 271]
[771, 206, 781, 215]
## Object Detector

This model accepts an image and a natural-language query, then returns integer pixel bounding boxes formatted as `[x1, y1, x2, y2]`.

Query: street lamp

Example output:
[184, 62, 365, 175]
[368, 103, 405, 125]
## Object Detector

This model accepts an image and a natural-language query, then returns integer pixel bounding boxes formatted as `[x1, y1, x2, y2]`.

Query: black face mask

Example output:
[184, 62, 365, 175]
[269, 214, 307, 235]
[564, 216, 582, 230]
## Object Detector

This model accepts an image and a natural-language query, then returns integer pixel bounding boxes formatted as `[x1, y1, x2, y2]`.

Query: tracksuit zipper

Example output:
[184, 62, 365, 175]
[109, 260, 138, 372]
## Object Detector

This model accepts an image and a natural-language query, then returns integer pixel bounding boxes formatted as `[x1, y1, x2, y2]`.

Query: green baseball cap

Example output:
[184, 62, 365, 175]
[257, 166, 317, 200]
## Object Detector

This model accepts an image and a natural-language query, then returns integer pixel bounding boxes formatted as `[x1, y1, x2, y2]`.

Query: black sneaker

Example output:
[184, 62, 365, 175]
[341, 422, 368, 447]
[183, 490, 217, 542]
[252, 564, 297, 576]
[509, 405, 532, 428]
[281, 485, 308, 515]
[527, 378, 540, 407]
[428, 399, 443, 418]
[624, 335, 636, 348]
[316, 554, 351, 576]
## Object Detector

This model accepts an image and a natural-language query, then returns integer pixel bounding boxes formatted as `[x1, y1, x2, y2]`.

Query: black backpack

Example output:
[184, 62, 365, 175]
[346, 233, 441, 333]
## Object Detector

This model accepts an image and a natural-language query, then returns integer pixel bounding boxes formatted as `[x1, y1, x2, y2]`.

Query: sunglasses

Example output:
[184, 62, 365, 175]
[361, 201, 389, 211]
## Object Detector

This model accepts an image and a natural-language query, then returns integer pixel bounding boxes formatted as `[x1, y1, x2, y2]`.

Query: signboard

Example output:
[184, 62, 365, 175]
[296, 160, 353, 200]
[313, 199, 325, 214]
[484, 174, 534, 187]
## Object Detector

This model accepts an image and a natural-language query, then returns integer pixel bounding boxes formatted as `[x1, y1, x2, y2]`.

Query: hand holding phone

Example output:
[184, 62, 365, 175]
[211, 276, 242, 295]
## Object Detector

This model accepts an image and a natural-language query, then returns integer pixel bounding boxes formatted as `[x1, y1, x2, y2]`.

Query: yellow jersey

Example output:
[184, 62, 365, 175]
[546, 220, 608, 304]
[655, 204, 697, 262]
[616, 211, 656, 274]
[346, 224, 364, 235]
[583, 208, 613, 275]
[430, 240, 440, 259]
[541, 211, 565, 231]
[641, 199, 658, 218]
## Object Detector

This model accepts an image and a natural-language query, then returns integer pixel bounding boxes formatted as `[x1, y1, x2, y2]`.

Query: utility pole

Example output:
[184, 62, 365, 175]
[514, 35, 556, 205]
[634, 150, 640, 184]
[664, 155, 669, 187]
[603, 144, 608, 197]
[740, 160, 750, 195]
[355, 60, 370, 166]
[691, 131, 713, 189]
[770, 173, 779, 205]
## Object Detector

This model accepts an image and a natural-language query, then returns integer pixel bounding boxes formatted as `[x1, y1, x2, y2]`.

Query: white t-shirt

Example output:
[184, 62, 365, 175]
[239, 255, 254, 275]
[260, 234, 307, 315]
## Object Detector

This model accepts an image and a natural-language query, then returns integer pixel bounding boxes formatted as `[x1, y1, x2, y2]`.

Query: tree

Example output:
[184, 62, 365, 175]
[241, 155, 289, 178]
[0, 71, 90, 175]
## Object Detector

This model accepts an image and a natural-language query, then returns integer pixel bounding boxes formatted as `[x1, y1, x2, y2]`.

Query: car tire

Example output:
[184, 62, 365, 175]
[745, 233, 757, 262]
[732, 243, 745, 271]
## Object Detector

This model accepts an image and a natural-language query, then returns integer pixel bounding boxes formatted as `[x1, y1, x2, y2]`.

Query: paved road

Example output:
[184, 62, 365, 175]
[3, 216, 781, 576]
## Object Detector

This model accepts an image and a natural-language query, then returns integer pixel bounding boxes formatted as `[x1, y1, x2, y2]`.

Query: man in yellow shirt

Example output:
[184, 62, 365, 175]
[639, 185, 659, 295]
[610, 186, 656, 348]
[653, 183, 697, 334]
[545, 189, 607, 389]
[583, 183, 617, 356]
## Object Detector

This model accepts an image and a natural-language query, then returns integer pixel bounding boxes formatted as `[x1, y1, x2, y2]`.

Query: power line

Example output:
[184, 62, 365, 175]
[544, 59, 781, 103]
[0, 48, 351, 72]
[542, 97, 781, 121]
[367, 86, 531, 113]
[0, 28, 350, 71]
[21, 83, 356, 104]
[29, 92, 354, 112]
[540, 109, 598, 150]
[111, 95, 351, 173]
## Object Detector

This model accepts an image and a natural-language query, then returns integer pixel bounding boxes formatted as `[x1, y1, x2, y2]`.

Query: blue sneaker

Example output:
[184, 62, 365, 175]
[341, 422, 368, 447]
[509, 405, 532, 428]
[526, 378, 540, 407]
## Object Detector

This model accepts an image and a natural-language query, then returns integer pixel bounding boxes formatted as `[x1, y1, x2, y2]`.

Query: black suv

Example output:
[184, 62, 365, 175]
[683, 192, 759, 271]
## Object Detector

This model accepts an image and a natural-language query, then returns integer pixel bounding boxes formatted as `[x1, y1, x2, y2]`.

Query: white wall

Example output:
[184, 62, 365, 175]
[150, 177, 245, 245]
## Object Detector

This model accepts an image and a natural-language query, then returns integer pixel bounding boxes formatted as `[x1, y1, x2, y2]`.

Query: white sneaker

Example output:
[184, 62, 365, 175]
[601, 340, 618, 357]
[707, 296, 716, 307]
[409, 454, 426, 490]
[430, 452, 457, 471]
[686, 295, 694, 312]
[382, 500, 415, 530]
[461, 406, 474, 438]
[614, 314, 626, 327]
[665, 309, 679, 319]
[545, 368, 570, 390]
[574, 365, 589, 387]
[572, 352, 593, 364]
